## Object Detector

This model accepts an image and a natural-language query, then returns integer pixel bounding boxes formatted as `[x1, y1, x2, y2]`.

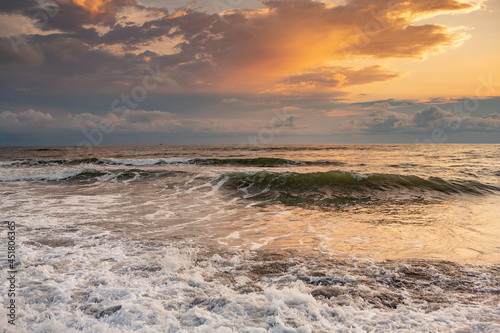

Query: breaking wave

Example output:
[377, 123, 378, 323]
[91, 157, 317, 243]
[0, 169, 99, 182]
[224, 170, 500, 208]
[0, 158, 190, 167]
[0, 157, 345, 167]
[0, 169, 182, 182]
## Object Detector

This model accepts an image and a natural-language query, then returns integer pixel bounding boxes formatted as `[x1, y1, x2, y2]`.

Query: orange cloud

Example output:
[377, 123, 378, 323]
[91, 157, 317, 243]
[260, 65, 401, 95]
[70, 0, 135, 24]
[72, 0, 109, 15]
[166, 2, 194, 19]
[0, 0, 480, 97]
[161, 0, 478, 93]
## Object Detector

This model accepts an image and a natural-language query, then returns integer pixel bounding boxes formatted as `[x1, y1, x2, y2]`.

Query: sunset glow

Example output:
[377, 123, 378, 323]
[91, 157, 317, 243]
[72, 0, 109, 14]
[0, 0, 499, 144]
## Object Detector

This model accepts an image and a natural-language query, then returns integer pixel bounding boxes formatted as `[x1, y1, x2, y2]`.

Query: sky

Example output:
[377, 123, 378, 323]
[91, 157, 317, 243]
[0, 0, 499, 146]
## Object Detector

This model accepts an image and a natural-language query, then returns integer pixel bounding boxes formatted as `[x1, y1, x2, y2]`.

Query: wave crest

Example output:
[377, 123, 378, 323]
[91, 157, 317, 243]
[224, 171, 499, 208]
[0, 157, 344, 167]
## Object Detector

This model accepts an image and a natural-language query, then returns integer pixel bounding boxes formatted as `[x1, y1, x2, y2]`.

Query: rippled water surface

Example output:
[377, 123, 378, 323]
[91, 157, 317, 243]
[1, 144, 499, 332]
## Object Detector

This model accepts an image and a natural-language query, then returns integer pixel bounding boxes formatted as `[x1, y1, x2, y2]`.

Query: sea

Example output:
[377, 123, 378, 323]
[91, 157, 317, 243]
[0, 144, 499, 332]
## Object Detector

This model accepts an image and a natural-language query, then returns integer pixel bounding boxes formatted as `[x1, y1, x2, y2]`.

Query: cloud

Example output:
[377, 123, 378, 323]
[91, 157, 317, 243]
[0, 109, 53, 129]
[0, 109, 302, 135]
[370, 102, 393, 109]
[0, 0, 478, 96]
[347, 109, 410, 132]
[158, 0, 472, 92]
[267, 65, 400, 95]
[78, 109, 300, 133]
[411, 106, 455, 127]
[461, 113, 500, 131]
[3, 0, 138, 32]
[324, 109, 366, 117]
[64, 110, 182, 132]
[0, 38, 45, 66]
[0, 36, 152, 94]
[220, 98, 240, 104]
[348, 99, 415, 109]
[349, 106, 500, 133]
[0, 0, 38, 14]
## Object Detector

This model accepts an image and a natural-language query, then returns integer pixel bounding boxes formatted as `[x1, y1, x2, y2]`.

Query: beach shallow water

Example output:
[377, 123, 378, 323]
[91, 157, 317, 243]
[1, 144, 499, 332]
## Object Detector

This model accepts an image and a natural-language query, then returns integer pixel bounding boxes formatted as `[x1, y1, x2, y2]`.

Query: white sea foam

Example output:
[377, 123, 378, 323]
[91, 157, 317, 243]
[1, 225, 499, 332]
[98, 158, 192, 166]
[351, 172, 369, 180]
[0, 161, 17, 167]
[0, 169, 89, 182]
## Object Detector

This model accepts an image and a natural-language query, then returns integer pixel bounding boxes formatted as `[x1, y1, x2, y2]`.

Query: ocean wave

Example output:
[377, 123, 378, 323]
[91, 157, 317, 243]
[98, 157, 192, 166]
[0, 169, 183, 182]
[223, 170, 500, 208]
[0, 157, 191, 167]
[2, 166, 499, 200]
[0, 158, 101, 167]
[0, 157, 345, 167]
[0, 169, 103, 182]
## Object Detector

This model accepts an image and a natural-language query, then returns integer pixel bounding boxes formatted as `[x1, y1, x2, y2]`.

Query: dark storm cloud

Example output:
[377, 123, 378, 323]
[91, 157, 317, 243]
[0, 0, 39, 14]
[37, 0, 136, 32]
[0, 0, 138, 38]
[0, 37, 45, 66]
[0, 35, 151, 94]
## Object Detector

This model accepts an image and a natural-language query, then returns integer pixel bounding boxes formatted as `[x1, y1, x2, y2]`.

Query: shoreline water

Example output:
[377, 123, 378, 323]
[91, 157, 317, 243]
[1, 144, 499, 331]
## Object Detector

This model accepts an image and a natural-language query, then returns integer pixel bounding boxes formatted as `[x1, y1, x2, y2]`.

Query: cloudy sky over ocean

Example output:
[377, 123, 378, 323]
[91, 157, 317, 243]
[1, 0, 499, 145]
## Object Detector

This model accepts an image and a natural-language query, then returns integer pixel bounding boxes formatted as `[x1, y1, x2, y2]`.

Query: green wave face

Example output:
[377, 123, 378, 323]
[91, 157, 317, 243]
[190, 157, 300, 167]
[2, 157, 347, 167]
[224, 171, 499, 209]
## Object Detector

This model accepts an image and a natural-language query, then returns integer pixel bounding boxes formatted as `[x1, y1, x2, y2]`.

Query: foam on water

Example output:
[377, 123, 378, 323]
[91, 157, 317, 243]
[0, 161, 17, 167]
[98, 158, 193, 166]
[0, 169, 92, 182]
[1, 223, 499, 332]
[0, 167, 182, 183]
